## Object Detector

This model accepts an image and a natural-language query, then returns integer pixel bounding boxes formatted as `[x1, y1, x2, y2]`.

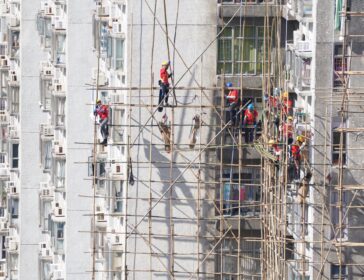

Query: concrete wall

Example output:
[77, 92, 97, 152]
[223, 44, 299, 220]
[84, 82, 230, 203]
[65, 0, 94, 278]
[126, 0, 217, 279]
[19, 1, 46, 279]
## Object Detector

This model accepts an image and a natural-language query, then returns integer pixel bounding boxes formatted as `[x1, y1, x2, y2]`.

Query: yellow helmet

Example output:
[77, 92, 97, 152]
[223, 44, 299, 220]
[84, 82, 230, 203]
[96, 99, 101, 104]
[268, 139, 276, 145]
[162, 61, 170, 66]
[282, 91, 289, 99]
[287, 116, 293, 121]
[296, 135, 304, 143]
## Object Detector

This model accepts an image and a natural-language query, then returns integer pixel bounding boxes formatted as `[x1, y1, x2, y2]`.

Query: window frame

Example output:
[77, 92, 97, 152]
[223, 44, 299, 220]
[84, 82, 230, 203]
[217, 25, 269, 75]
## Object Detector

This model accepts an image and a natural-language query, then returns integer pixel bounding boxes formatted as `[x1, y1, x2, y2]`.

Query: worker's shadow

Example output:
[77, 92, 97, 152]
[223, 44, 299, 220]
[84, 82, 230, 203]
[143, 138, 196, 215]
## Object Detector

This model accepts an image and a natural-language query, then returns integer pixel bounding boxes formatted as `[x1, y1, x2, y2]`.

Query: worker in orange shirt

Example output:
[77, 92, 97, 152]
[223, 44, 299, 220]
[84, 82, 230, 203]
[225, 82, 239, 126]
[243, 104, 258, 143]
[158, 61, 173, 112]
[290, 135, 305, 180]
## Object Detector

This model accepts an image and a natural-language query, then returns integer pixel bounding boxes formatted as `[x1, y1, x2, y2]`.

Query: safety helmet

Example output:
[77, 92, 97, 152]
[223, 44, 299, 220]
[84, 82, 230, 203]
[282, 91, 289, 99]
[96, 99, 101, 104]
[226, 82, 233, 88]
[268, 139, 276, 145]
[162, 61, 170, 66]
[287, 116, 293, 121]
[248, 104, 254, 110]
[296, 135, 304, 143]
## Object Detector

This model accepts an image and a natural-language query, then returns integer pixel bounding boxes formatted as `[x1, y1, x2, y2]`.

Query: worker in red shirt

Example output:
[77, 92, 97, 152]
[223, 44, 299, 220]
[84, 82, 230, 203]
[243, 104, 258, 143]
[158, 61, 173, 112]
[290, 135, 305, 180]
[282, 91, 293, 117]
[225, 82, 239, 126]
[279, 116, 294, 145]
[94, 99, 109, 146]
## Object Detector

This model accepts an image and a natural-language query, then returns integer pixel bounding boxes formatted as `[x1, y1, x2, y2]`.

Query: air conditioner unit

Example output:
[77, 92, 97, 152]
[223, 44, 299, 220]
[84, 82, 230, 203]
[53, 270, 65, 279]
[293, 30, 302, 47]
[40, 188, 53, 198]
[40, 124, 54, 137]
[39, 242, 52, 257]
[44, 5, 53, 15]
[9, 16, 19, 27]
[8, 126, 19, 139]
[0, 220, 8, 231]
[95, 206, 107, 227]
[54, 205, 64, 217]
[112, 21, 122, 34]
[53, 17, 65, 30]
[9, 71, 17, 83]
[8, 240, 18, 252]
[92, 68, 107, 86]
[296, 41, 311, 52]
[43, 66, 53, 76]
[54, 144, 64, 155]
[0, 56, 7, 67]
[97, 6, 107, 17]
[54, 83, 64, 92]
[111, 162, 125, 179]
[6, 181, 17, 195]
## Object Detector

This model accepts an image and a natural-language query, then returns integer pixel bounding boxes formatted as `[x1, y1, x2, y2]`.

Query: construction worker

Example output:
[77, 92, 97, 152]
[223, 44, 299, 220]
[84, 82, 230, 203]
[243, 104, 258, 143]
[282, 91, 293, 117]
[225, 82, 239, 126]
[268, 138, 282, 181]
[268, 139, 282, 161]
[94, 99, 109, 146]
[280, 116, 294, 145]
[158, 61, 173, 112]
[290, 135, 305, 180]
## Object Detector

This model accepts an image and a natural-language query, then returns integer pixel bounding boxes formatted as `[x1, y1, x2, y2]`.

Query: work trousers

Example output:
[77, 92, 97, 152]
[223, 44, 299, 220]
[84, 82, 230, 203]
[100, 118, 109, 140]
[158, 83, 169, 111]
[244, 127, 255, 143]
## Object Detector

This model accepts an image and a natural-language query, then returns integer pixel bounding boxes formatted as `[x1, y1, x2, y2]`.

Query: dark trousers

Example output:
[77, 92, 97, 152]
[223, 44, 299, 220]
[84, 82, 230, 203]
[100, 118, 109, 140]
[158, 83, 169, 111]
[228, 102, 238, 126]
[244, 127, 255, 143]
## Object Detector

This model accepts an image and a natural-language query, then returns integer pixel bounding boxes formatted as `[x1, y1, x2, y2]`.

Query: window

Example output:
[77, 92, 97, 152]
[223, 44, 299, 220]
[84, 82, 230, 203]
[333, 45, 347, 88]
[53, 97, 65, 127]
[112, 181, 123, 213]
[8, 30, 19, 59]
[331, 264, 347, 279]
[219, 0, 272, 3]
[54, 222, 65, 253]
[11, 143, 19, 169]
[111, 108, 125, 143]
[332, 118, 347, 166]
[8, 87, 19, 115]
[217, 26, 270, 75]
[331, 191, 348, 240]
[40, 77, 52, 111]
[52, 34, 66, 64]
[53, 159, 65, 189]
[10, 198, 18, 219]
[41, 140, 52, 171]
[112, 38, 125, 71]
[220, 169, 260, 216]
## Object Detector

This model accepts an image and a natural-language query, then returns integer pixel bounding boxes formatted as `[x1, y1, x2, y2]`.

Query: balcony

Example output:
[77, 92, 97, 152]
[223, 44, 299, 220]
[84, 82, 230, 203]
[284, 0, 313, 21]
[218, 0, 280, 18]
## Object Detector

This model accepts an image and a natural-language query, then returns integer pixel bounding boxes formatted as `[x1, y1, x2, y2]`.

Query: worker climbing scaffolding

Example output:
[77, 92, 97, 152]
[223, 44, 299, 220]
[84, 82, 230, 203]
[225, 82, 240, 126]
[158, 60, 173, 112]
[94, 99, 109, 146]
[243, 103, 258, 143]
